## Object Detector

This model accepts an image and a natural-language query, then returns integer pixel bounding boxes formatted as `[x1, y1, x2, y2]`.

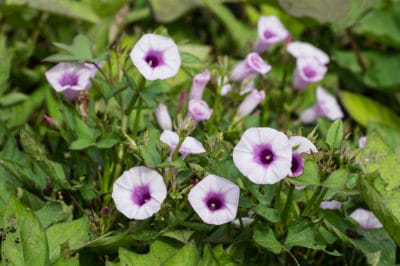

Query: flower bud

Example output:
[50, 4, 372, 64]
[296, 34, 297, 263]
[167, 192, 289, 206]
[189, 69, 210, 100]
[237, 90, 265, 118]
[154, 103, 172, 130]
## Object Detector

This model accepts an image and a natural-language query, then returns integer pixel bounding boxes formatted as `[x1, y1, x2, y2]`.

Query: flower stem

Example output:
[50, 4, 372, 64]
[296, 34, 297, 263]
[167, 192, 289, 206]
[281, 183, 295, 229]
[274, 181, 283, 236]
[165, 136, 186, 190]
[132, 98, 143, 138]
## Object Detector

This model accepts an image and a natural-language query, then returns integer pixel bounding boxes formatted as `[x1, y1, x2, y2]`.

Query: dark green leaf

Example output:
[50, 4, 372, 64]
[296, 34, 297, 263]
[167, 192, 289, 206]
[254, 205, 280, 223]
[253, 226, 283, 254]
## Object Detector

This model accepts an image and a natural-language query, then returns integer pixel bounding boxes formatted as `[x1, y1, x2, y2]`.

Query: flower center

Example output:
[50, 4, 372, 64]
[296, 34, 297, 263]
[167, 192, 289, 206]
[260, 147, 274, 165]
[131, 185, 151, 206]
[205, 192, 225, 211]
[144, 51, 163, 68]
[291, 153, 305, 176]
[263, 30, 276, 39]
[59, 72, 79, 87]
[303, 66, 317, 79]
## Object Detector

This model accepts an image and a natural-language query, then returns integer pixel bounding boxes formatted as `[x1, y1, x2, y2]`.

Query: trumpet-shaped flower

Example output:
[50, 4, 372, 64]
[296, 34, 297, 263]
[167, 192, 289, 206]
[320, 200, 342, 210]
[231, 53, 271, 82]
[188, 174, 240, 225]
[358, 136, 367, 149]
[254, 16, 289, 54]
[189, 69, 210, 100]
[188, 99, 213, 122]
[130, 33, 181, 80]
[350, 208, 382, 231]
[292, 57, 327, 90]
[237, 90, 265, 118]
[287, 41, 329, 65]
[112, 166, 167, 220]
[45, 62, 95, 101]
[154, 103, 172, 130]
[288, 136, 317, 177]
[300, 87, 344, 123]
[160, 130, 205, 158]
[233, 127, 292, 184]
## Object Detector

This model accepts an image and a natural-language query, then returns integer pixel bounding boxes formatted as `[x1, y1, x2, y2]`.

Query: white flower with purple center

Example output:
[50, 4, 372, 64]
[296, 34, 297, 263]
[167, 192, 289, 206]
[254, 16, 289, 54]
[160, 130, 205, 158]
[350, 208, 383, 231]
[233, 127, 292, 184]
[189, 69, 210, 100]
[287, 41, 329, 65]
[45, 62, 94, 101]
[231, 53, 271, 82]
[300, 87, 344, 124]
[154, 103, 173, 130]
[288, 136, 317, 177]
[237, 90, 265, 118]
[188, 174, 240, 225]
[112, 166, 167, 220]
[130, 33, 181, 80]
[188, 99, 213, 122]
[292, 57, 327, 90]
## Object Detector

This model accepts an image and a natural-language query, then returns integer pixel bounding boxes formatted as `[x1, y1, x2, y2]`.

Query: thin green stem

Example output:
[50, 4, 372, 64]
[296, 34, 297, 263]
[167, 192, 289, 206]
[274, 181, 283, 236]
[302, 186, 322, 216]
[281, 183, 295, 229]
[165, 136, 186, 189]
[132, 98, 143, 138]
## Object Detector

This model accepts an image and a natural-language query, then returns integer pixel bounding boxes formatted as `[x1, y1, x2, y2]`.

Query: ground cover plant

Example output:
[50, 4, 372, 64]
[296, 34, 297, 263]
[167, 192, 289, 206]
[1, 0, 400, 265]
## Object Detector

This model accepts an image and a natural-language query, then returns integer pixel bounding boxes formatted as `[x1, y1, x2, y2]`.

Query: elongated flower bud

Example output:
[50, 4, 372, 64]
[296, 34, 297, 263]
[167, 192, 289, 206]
[237, 90, 265, 118]
[231, 53, 271, 82]
[189, 69, 210, 100]
[154, 103, 172, 130]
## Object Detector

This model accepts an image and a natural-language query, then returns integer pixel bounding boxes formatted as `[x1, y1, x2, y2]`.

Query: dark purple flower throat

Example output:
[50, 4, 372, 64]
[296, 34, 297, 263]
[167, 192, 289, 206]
[144, 50, 164, 68]
[254, 145, 275, 166]
[59, 72, 79, 87]
[131, 185, 151, 206]
[205, 192, 225, 211]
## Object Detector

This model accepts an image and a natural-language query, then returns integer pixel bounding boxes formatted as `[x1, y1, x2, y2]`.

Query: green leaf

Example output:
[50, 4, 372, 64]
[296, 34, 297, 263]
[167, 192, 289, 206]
[6, 0, 100, 23]
[340, 91, 400, 130]
[324, 209, 396, 265]
[0, 86, 46, 128]
[323, 169, 359, 196]
[0, 92, 28, 107]
[203, 0, 255, 51]
[335, 51, 400, 89]
[253, 226, 283, 254]
[359, 175, 400, 248]
[20, 126, 71, 189]
[289, 160, 320, 186]
[45, 34, 94, 63]
[149, 0, 202, 22]
[118, 239, 182, 266]
[1, 198, 50, 266]
[325, 120, 343, 150]
[357, 131, 400, 190]
[278, 0, 351, 23]
[0, 34, 12, 95]
[35, 201, 73, 229]
[70, 138, 96, 150]
[164, 241, 199, 266]
[254, 205, 280, 223]
[284, 217, 326, 250]
[162, 230, 194, 244]
[354, 7, 400, 49]
[367, 122, 400, 154]
[46, 216, 94, 263]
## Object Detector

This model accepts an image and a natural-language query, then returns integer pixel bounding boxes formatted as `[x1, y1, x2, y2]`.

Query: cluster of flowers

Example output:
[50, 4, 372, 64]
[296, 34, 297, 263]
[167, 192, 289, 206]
[43, 16, 379, 230]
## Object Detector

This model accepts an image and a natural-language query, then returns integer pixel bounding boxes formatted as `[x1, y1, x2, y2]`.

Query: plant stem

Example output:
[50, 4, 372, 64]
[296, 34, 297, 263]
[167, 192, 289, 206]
[132, 98, 143, 138]
[165, 136, 186, 189]
[274, 181, 283, 236]
[281, 183, 295, 229]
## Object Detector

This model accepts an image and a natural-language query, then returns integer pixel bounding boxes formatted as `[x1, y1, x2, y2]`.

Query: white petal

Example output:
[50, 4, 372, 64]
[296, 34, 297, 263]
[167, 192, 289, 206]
[287, 41, 329, 64]
[316, 87, 344, 120]
[160, 130, 179, 149]
[289, 136, 317, 154]
[180, 137, 206, 154]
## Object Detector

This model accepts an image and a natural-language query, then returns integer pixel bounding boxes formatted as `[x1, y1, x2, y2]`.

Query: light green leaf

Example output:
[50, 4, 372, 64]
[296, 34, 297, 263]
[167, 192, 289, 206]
[0, 92, 28, 107]
[357, 131, 400, 190]
[289, 160, 320, 186]
[35, 201, 73, 229]
[5, 0, 100, 23]
[1, 198, 50, 266]
[323, 169, 358, 195]
[340, 91, 400, 130]
[164, 241, 199, 266]
[326, 120, 343, 150]
[46, 216, 94, 263]
[278, 0, 351, 23]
